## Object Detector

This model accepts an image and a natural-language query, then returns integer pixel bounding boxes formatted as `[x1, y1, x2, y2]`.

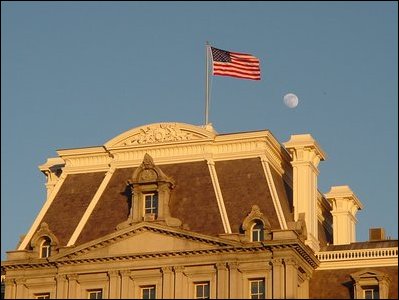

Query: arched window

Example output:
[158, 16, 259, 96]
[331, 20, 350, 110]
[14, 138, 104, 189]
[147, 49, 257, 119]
[40, 237, 51, 258]
[251, 220, 264, 242]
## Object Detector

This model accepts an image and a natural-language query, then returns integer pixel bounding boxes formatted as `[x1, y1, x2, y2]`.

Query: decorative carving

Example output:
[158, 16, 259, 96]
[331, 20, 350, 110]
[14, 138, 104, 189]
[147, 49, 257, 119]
[216, 262, 228, 271]
[122, 124, 202, 146]
[173, 266, 185, 273]
[140, 169, 157, 181]
[129, 153, 173, 186]
[30, 222, 59, 256]
[108, 270, 120, 278]
[227, 262, 239, 270]
[242, 205, 271, 232]
[161, 266, 173, 274]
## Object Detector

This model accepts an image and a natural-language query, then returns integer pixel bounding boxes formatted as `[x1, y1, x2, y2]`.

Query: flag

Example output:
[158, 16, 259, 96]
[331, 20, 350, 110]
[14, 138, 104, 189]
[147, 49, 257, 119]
[210, 47, 261, 80]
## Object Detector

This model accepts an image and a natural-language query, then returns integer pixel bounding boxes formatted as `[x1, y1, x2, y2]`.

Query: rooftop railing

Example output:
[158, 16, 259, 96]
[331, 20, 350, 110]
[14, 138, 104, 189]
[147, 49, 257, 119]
[316, 247, 398, 262]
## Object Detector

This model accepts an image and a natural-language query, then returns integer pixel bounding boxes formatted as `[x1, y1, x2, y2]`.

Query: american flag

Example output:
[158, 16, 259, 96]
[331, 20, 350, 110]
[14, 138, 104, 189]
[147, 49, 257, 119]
[210, 47, 261, 80]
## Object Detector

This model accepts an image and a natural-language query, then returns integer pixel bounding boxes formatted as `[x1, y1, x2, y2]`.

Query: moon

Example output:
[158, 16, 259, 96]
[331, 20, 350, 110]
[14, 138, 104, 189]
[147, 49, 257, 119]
[283, 93, 299, 108]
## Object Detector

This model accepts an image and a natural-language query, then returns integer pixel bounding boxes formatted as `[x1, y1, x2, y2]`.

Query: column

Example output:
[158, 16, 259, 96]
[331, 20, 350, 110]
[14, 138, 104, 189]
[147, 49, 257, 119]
[173, 266, 186, 299]
[67, 274, 79, 299]
[216, 262, 229, 299]
[56, 274, 68, 299]
[284, 258, 298, 299]
[228, 262, 241, 299]
[108, 270, 121, 299]
[15, 278, 27, 299]
[120, 270, 131, 299]
[298, 274, 310, 299]
[161, 267, 174, 299]
[5, 278, 16, 299]
[272, 258, 285, 299]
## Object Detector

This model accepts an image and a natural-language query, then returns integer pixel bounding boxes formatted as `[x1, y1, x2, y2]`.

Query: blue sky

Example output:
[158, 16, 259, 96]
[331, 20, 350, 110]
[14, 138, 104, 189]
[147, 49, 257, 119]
[1, 2, 397, 260]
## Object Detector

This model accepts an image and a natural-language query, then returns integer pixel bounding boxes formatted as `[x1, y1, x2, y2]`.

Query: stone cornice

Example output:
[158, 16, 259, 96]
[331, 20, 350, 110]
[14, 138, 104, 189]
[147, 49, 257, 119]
[3, 226, 319, 271]
[40, 123, 292, 180]
[2, 242, 317, 271]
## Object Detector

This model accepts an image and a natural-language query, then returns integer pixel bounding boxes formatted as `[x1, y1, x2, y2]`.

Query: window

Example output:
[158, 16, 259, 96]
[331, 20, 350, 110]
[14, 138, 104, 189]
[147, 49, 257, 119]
[351, 270, 389, 299]
[34, 293, 50, 299]
[40, 237, 51, 258]
[251, 220, 264, 242]
[88, 289, 103, 299]
[364, 286, 379, 299]
[195, 282, 210, 299]
[141, 285, 156, 299]
[144, 193, 158, 216]
[249, 279, 265, 299]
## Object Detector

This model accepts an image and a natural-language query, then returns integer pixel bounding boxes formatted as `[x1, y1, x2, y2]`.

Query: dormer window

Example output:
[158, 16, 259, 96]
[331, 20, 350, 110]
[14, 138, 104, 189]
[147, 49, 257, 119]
[242, 205, 271, 243]
[40, 237, 51, 258]
[351, 269, 391, 299]
[251, 220, 264, 242]
[116, 153, 181, 228]
[144, 192, 158, 216]
[30, 222, 59, 258]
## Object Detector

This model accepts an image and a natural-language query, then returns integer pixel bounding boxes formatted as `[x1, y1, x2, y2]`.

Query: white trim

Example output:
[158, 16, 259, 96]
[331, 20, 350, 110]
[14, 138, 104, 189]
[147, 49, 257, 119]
[18, 174, 68, 250]
[317, 257, 398, 270]
[316, 247, 398, 270]
[260, 156, 288, 230]
[44, 123, 292, 181]
[207, 159, 232, 234]
[67, 168, 116, 246]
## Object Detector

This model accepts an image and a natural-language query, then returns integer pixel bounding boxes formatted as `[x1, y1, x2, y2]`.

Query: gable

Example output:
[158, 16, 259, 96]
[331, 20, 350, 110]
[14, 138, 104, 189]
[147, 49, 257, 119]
[54, 223, 238, 261]
[76, 230, 217, 259]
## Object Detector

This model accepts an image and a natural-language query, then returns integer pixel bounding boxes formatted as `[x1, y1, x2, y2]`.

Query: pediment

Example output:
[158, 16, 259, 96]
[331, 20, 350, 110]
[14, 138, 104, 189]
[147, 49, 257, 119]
[104, 122, 216, 148]
[54, 223, 238, 261]
[350, 269, 388, 280]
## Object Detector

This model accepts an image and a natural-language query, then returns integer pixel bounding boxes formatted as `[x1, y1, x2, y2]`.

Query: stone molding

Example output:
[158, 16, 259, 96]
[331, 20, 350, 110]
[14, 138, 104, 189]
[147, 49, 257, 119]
[3, 241, 318, 271]
[40, 123, 292, 179]
[104, 122, 216, 147]
[242, 205, 272, 242]
[316, 247, 398, 269]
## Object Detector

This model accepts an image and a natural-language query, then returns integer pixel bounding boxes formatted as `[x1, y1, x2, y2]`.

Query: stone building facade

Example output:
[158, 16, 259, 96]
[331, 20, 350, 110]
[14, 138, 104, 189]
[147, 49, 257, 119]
[1, 122, 397, 299]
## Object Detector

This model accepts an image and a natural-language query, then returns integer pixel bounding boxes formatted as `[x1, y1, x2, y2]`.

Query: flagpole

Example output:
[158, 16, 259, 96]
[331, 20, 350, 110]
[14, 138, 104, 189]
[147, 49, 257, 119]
[205, 42, 211, 125]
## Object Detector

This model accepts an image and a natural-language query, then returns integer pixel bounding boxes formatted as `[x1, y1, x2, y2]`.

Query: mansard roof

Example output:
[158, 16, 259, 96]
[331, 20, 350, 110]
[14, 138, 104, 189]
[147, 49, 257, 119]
[310, 266, 398, 299]
[16, 122, 332, 253]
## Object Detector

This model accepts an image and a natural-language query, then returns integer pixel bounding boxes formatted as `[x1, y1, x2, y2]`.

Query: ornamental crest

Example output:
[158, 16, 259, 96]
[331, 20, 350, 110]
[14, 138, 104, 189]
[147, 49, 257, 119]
[123, 124, 200, 145]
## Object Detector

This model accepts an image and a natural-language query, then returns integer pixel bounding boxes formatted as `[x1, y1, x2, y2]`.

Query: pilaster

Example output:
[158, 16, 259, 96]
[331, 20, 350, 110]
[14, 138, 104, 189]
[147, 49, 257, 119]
[5, 278, 16, 299]
[284, 258, 298, 299]
[161, 267, 174, 299]
[227, 262, 241, 299]
[173, 266, 186, 299]
[108, 270, 121, 299]
[56, 274, 67, 299]
[216, 262, 229, 299]
[15, 278, 27, 299]
[67, 274, 79, 299]
[271, 258, 285, 299]
[120, 270, 131, 299]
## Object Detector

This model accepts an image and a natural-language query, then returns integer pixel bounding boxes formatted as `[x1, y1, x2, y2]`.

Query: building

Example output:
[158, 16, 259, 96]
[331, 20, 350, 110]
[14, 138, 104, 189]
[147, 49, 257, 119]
[1, 122, 397, 299]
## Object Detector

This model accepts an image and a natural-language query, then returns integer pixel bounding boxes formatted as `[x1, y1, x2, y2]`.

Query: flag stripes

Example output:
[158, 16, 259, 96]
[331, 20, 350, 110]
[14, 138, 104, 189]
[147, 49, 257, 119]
[211, 47, 261, 80]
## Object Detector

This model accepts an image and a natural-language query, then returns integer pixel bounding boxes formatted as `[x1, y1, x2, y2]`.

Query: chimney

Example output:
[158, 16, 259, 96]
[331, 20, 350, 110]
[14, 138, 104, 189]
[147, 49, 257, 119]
[284, 134, 326, 252]
[369, 228, 386, 241]
[325, 185, 363, 245]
